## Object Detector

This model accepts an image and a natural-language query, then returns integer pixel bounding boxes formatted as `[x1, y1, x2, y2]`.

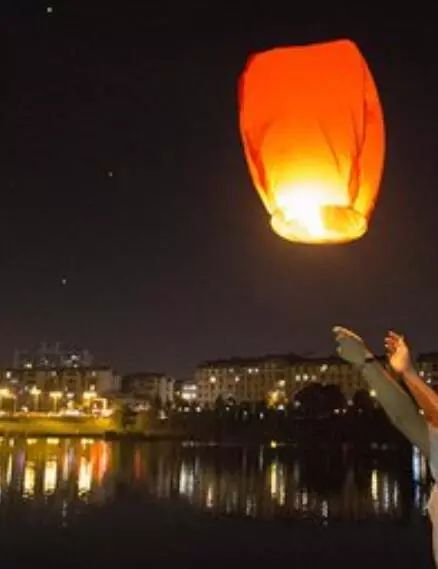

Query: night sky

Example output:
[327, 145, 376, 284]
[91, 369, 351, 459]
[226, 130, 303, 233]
[1, 2, 438, 377]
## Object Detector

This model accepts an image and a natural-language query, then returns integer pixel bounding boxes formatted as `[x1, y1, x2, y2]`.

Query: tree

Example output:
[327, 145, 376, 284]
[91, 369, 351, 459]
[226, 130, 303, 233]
[294, 383, 346, 418]
[321, 385, 347, 414]
[294, 384, 327, 418]
[214, 395, 226, 416]
[353, 389, 376, 414]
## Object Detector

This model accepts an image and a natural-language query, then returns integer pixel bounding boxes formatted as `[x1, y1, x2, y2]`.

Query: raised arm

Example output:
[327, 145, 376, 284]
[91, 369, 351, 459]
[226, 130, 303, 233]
[386, 331, 438, 428]
[333, 326, 429, 456]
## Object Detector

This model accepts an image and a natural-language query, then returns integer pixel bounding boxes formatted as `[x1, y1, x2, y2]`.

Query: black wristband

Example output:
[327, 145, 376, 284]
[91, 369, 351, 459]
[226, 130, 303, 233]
[358, 355, 376, 371]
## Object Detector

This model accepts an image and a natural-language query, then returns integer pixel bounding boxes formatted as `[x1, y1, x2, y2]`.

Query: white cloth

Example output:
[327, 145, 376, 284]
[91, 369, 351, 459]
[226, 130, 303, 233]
[428, 425, 438, 565]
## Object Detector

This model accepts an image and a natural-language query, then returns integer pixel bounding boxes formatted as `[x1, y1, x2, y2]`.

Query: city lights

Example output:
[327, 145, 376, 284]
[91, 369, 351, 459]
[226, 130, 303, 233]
[49, 391, 63, 412]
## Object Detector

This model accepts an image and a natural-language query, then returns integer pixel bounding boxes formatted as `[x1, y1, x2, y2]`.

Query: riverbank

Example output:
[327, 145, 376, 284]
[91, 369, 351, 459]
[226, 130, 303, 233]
[0, 415, 117, 436]
[0, 411, 410, 448]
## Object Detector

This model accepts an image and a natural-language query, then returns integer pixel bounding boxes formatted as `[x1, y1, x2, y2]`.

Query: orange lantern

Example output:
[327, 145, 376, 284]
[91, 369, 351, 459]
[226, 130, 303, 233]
[238, 39, 385, 244]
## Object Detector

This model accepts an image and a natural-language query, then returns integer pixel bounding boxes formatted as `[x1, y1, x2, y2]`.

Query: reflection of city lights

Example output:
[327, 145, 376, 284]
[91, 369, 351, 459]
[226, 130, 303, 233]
[206, 485, 214, 509]
[414, 485, 422, 509]
[133, 448, 142, 481]
[62, 450, 71, 482]
[371, 469, 379, 513]
[393, 481, 399, 509]
[179, 462, 194, 499]
[258, 446, 264, 471]
[97, 442, 109, 483]
[269, 460, 286, 505]
[412, 446, 428, 483]
[6, 454, 12, 486]
[293, 461, 300, 484]
[277, 465, 286, 506]
[78, 457, 92, 498]
[245, 496, 256, 517]
[62, 500, 68, 526]
[0, 437, 425, 523]
[412, 446, 421, 482]
[23, 461, 36, 498]
[382, 473, 390, 512]
[44, 459, 57, 495]
[270, 462, 278, 498]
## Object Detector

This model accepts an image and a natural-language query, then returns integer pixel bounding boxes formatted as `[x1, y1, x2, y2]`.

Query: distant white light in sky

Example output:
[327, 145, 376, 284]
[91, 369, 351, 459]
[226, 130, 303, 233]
[47, 6, 53, 14]
[61, 278, 67, 286]
[107, 170, 114, 178]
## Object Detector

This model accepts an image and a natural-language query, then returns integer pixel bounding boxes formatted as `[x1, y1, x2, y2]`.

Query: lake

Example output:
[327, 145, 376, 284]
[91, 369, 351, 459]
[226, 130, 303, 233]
[0, 437, 435, 568]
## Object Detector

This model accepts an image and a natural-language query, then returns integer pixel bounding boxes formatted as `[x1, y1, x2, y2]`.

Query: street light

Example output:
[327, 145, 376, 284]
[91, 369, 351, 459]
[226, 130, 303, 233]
[49, 391, 63, 413]
[0, 388, 16, 414]
[30, 386, 42, 411]
[83, 390, 97, 413]
[83, 391, 97, 400]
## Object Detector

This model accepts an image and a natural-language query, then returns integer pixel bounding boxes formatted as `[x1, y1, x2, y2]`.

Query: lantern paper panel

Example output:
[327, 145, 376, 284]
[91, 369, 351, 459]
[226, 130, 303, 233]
[238, 39, 385, 244]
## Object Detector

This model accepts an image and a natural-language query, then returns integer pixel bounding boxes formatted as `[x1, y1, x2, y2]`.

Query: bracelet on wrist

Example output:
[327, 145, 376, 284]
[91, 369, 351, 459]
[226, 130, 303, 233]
[358, 355, 376, 371]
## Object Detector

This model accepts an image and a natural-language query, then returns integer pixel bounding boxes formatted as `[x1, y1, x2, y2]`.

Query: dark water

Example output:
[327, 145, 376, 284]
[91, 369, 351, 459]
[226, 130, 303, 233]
[0, 437, 435, 568]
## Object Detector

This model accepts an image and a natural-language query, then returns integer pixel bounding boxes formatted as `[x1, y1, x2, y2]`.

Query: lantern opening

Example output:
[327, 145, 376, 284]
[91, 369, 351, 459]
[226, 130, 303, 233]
[271, 205, 367, 244]
[270, 182, 368, 244]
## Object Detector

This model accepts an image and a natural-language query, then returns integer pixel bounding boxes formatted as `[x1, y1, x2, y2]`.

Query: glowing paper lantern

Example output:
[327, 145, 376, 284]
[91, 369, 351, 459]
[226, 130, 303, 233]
[238, 39, 385, 244]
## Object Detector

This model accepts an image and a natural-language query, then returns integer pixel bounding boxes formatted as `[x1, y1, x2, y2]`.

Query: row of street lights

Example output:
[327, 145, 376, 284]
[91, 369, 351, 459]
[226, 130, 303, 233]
[0, 387, 100, 413]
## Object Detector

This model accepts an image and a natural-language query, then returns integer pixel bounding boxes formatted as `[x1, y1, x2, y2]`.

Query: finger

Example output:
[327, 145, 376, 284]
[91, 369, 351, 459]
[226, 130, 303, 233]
[333, 325, 352, 337]
[388, 331, 403, 341]
[385, 335, 400, 346]
[333, 326, 347, 336]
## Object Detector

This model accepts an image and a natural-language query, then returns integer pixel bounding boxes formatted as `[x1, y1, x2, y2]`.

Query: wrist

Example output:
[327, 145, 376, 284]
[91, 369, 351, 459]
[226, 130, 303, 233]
[355, 354, 376, 371]
[401, 365, 417, 379]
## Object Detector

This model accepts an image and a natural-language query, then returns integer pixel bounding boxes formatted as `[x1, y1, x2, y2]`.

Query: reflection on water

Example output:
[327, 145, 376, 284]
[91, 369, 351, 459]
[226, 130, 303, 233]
[0, 438, 433, 525]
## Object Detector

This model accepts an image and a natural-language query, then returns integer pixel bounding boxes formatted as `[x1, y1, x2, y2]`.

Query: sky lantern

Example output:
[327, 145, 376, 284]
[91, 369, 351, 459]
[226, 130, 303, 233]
[238, 39, 385, 244]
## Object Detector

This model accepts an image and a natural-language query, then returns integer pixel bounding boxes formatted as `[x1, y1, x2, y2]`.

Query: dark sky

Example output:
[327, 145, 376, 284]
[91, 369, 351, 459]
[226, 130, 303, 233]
[1, 2, 438, 377]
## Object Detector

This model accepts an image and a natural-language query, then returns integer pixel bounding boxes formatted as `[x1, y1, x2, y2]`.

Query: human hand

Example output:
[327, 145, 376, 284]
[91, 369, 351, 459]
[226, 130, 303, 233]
[332, 325, 373, 366]
[384, 331, 415, 375]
